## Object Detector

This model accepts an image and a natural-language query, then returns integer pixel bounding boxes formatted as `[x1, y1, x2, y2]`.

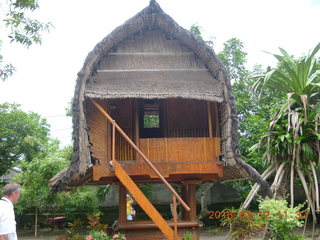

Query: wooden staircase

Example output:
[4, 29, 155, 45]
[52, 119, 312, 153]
[91, 99, 190, 240]
[114, 160, 176, 239]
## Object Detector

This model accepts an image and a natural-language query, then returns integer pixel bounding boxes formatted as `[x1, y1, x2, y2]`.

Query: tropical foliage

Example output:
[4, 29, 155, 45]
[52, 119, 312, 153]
[221, 199, 305, 240]
[243, 43, 320, 226]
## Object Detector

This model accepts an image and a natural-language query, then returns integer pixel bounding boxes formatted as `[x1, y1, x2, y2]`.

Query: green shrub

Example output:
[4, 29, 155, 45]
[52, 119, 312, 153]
[220, 199, 306, 240]
[258, 198, 305, 240]
[182, 231, 192, 240]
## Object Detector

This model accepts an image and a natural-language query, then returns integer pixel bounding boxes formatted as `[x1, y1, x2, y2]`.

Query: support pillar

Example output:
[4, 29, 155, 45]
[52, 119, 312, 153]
[119, 184, 127, 223]
[181, 185, 188, 220]
[188, 184, 197, 221]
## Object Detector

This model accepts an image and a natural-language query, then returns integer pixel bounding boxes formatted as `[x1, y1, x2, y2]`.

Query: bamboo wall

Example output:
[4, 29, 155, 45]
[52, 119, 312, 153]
[86, 99, 108, 165]
[86, 98, 220, 165]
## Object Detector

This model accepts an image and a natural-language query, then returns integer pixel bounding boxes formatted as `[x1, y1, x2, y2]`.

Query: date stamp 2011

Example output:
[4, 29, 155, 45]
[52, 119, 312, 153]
[208, 210, 308, 220]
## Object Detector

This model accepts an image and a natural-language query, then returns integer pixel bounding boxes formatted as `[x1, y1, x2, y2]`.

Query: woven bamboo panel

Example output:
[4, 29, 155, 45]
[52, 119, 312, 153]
[138, 137, 220, 164]
[108, 99, 135, 161]
[86, 99, 107, 165]
[115, 130, 134, 161]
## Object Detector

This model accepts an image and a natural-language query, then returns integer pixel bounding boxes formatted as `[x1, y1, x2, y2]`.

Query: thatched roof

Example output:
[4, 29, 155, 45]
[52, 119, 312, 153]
[49, 0, 271, 194]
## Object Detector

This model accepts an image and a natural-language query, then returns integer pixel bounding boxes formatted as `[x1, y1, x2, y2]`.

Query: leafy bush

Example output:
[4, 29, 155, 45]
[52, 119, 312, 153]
[220, 199, 306, 240]
[59, 212, 109, 240]
[111, 232, 126, 240]
[87, 213, 107, 232]
[220, 208, 265, 240]
[182, 231, 192, 240]
[258, 198, 305, 240]
[85, 231, 126, 240]
[86, 230, 111, 240]
[62, 218, 85, 240]
[63, 187, 100, 221]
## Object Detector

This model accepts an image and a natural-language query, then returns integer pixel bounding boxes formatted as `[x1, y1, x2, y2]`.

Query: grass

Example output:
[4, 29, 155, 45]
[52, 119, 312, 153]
[18, 229, 65, 240]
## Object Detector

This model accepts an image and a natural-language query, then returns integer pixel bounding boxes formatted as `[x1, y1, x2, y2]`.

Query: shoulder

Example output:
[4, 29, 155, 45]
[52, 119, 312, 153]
[0, 199, 7, 208]
[0, 200, 13, 214]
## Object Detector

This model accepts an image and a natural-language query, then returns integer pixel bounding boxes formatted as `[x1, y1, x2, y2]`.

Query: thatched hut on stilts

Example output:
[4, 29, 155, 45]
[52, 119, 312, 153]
[49, 1, 270, 239]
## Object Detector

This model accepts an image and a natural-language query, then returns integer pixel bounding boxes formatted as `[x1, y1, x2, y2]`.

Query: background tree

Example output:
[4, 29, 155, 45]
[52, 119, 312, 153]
[14, 140, 70, 236]
[218, 39, 284, 204]
[0, 102, 50, 176]
[14, 142, 100, 236]
[189, 23, 214, 48]
[217, 38, 248, 82]
[218, 39, 283, 170]
[0, 0, 52, 80]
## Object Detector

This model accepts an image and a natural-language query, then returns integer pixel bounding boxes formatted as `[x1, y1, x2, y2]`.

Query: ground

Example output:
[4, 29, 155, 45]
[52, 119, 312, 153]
[17, 228, 320, 240]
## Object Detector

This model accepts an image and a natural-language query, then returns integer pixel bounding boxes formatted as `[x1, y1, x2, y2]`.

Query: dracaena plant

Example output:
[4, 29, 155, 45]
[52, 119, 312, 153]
[242, 43, 320, 234]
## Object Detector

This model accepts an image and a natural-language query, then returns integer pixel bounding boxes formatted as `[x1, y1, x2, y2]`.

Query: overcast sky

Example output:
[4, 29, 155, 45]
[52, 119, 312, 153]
[0, 0, 319, 146]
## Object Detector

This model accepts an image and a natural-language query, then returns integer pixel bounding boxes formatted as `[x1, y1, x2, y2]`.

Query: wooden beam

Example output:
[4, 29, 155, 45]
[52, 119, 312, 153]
[106, 101, 112, 161]
[119, 184, 127, 223]
[207, 101, 213, 138]
[116, 220, 201, 230]
[181, 185, 188, 221]
[181, 180, 202, 185]
[173, 195, 178, 240]
[97, 69, 208, 73]
[187, 185, 197, 222]
[92, 162, 223, 183]
[134, 99, 140, 160]
[213, 102, 220, 137]
[108, 52, 193, 56]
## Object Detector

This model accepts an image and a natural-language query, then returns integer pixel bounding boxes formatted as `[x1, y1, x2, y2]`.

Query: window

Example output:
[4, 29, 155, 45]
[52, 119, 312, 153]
[143, 101, 160, 128]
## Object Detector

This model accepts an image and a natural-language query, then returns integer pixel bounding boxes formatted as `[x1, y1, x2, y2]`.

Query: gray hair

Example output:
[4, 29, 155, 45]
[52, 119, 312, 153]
[3, 182, 21, 196]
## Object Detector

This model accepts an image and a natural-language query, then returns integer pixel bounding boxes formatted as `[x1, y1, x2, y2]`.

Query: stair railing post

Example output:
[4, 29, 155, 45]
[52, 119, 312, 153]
[173, 195, 178, 240]
[112, 120, 116, 163]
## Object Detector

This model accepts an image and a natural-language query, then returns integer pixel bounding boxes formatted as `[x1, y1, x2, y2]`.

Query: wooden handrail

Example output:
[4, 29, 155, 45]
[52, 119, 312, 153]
[173, 195, 178, 240]
[112, 122, 116, 161]
[90, 98, 190, 212]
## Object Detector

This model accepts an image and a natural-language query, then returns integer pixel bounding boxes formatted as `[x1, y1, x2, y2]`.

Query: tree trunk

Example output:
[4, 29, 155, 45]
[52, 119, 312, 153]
[275, 170, 289, 200]
[50, 206, 56, 231]
[34, 207, 38, 237]
[239, 161, 273, 198]
[199, 182, 215, 217]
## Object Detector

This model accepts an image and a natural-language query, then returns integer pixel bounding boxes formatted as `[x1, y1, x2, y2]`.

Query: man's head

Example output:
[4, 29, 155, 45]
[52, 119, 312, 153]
[3, 182, 21, 204]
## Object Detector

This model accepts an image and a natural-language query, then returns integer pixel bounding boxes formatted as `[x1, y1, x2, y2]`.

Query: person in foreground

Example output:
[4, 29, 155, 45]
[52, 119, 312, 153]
[0, 183, 21, 240]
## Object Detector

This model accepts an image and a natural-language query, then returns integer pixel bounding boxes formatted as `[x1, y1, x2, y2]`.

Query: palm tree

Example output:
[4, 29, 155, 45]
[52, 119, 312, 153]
[243, 43, 320, 227]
